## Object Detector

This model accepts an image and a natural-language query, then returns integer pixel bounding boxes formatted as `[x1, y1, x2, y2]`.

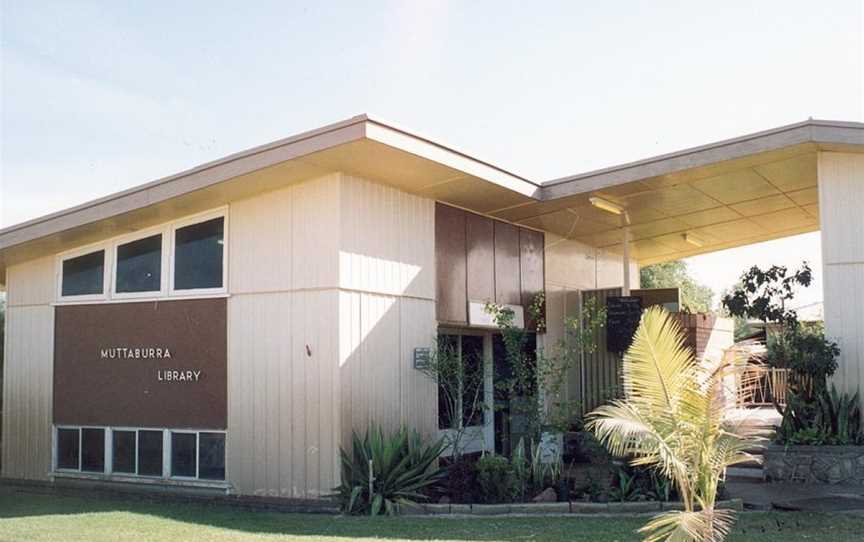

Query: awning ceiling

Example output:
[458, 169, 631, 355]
[494, 146, 823, 265]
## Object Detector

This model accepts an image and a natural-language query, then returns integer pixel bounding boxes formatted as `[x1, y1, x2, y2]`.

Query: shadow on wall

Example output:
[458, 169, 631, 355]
[336, 255, 439, 451]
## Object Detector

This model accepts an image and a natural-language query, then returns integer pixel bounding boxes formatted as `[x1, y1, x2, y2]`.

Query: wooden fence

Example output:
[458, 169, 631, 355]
[737, 366, 791, 407]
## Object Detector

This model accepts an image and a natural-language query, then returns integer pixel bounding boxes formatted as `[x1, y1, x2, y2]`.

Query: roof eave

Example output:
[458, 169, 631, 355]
[540, 119, 864, 200]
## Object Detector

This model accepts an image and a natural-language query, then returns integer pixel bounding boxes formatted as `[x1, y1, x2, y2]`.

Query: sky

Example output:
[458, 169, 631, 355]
[1, 1, 862, 307]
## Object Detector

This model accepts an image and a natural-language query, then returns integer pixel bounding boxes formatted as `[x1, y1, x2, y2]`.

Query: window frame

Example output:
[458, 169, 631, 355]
[168, 209, 229, 297]
[52, 425, 227, 483]
[110, 226, 169, 300]
[56, 243, 111, 302]
[54, 206, 228, 304]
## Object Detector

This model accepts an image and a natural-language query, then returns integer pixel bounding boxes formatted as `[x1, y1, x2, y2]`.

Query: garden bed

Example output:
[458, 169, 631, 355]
[764, 444, 864, 484]
[401, 498, 743, 516]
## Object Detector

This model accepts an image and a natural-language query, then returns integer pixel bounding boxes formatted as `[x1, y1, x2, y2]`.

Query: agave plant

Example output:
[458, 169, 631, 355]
[816, 386, 862, 445]
[587, 307, 764, 542]
[335, 426, 446, 515]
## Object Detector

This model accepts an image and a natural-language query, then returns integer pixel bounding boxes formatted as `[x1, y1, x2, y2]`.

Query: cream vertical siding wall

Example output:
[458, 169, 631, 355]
[2, 256, 55, 480]
[226, 172, 437, 498]
[542, 233, 639, 405]
[337, 175, 437, 447]
[227, 173, 341, 498]
[818, 152, 864, 402]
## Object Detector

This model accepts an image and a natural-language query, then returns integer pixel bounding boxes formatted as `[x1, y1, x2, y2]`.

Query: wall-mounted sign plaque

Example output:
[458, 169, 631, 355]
[54, 298, 227, 429]
[413, 347, 431, 370]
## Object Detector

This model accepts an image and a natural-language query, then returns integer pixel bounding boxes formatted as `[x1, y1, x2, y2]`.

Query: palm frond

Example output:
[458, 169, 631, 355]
[640, 508, 735, 542]
[587, 307, 761, 541]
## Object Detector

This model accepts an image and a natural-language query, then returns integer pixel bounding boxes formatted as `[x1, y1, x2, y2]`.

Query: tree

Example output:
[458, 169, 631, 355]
[587, 307, 763, 542]
[640, 261, 714, 313]
[720, 262, 811, 328]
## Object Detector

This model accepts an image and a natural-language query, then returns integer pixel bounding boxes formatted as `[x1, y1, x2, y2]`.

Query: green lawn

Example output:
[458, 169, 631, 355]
[1, 491, 862, 542]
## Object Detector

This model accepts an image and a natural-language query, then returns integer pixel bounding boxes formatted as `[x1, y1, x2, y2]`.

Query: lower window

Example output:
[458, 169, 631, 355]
[57, 428, 80, 470]
[199, 432, 226, 480]
[112, 430, 136, 474]
[138, 430, 163, 476]
[171, 432, 197, 477]
[81, 428, 105, 472]
[55, 426, 225, 481]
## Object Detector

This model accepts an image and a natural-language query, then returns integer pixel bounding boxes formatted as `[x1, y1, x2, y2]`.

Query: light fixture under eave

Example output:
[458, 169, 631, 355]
[589, 196, 624, 215]
[683, 233, 704, 247]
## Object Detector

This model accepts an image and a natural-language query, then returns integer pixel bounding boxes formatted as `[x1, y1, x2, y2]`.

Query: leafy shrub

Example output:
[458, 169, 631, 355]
[443, 454, 478, 503]
[769, 325, 839, 400]
[475, 454, 518, 503]
[608, 466, 643, 502]
[335, 426, 445, 515]
[573, 470, 604, 502]
[607, 465, 681, 503]
[775, 386, 863, 445]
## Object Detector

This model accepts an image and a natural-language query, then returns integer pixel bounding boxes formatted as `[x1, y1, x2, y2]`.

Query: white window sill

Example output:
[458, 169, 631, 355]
[50, 471, 231, 490]
[52, 293, 230, 306]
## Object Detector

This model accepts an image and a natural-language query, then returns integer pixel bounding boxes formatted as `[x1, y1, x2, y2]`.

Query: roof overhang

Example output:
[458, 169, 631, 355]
[1, 116, 862, 286]
[0, 115, 540, 282]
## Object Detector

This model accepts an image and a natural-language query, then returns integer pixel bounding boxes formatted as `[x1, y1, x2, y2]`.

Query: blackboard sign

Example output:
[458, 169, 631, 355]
[606, 296, 643, 354]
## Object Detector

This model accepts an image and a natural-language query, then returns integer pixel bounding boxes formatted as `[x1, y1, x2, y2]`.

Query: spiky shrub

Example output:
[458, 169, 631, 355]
[776, 386, 862, 445]
[587, 307, 764, 542]
[336, 426, 446, 515]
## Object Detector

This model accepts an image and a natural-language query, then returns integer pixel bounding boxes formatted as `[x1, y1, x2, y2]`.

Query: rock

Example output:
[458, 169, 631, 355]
[532, 487, 558, 503]
[438, 495, 451, 504]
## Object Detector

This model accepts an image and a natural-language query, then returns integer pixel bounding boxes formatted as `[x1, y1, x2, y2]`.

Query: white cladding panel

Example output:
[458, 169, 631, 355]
[6, 256, 54, 307]
[819, 153, 864, 401]
[227, 290, 339, 498]
[227, 172, 437, 497]
[819, 153, 864, 264]
[229, 173, 340, 294]
[339, 175, 435, 299]
[338, 291, 437, 447]
[1, 305, 54, 480]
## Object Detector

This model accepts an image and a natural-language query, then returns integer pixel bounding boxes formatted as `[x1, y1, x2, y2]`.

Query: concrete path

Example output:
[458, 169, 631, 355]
[727, 480, 864, 512]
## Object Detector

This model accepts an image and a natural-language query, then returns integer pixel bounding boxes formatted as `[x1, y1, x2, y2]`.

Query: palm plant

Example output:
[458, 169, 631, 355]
[336, 426, 446, 515]
[587, 307, 764, 542]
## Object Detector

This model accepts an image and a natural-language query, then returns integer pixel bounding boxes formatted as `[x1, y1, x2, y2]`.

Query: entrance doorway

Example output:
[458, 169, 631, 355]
[437, 328, 537, 457]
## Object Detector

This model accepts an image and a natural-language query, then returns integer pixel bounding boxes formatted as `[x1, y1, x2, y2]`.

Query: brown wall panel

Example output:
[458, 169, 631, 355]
[466, 213, 495, 303]
[54, 298, 227, 429]
[435, 203, 467, 324]
[632, 288, 680, 310]
[435, 203, 546, 327]
[520, 228, 545, 328]
[494, 221, 521, 306]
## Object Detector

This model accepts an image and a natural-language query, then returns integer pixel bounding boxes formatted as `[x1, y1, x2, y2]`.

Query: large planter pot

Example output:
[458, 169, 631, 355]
[764, 443, 864, 485]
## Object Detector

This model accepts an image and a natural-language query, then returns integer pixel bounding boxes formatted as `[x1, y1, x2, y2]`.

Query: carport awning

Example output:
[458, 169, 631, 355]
[492, 119, 864, 265]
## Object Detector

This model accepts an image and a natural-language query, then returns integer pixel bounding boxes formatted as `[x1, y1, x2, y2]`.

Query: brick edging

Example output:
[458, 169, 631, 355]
[401, 499, 743, 516]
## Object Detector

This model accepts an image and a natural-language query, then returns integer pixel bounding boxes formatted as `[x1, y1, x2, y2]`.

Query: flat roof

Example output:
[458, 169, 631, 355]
[1, 115, 862, 281]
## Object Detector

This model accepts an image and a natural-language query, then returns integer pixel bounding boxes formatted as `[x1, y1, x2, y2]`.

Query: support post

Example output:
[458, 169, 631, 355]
[818, 152, 864, 404]
[622, 218, 631, 296]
